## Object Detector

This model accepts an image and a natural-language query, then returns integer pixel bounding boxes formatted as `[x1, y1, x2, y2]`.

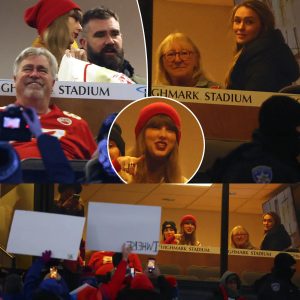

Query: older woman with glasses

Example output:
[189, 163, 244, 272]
[230, 225, 256, 249]
[155, 32, 221, 88]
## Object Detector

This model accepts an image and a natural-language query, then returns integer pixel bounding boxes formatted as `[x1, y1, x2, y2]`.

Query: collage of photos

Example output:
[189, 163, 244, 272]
[0, 0, 300, 299]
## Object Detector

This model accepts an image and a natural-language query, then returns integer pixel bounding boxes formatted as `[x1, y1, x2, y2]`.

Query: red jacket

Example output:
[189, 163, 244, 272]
[11, 104, 96, 160]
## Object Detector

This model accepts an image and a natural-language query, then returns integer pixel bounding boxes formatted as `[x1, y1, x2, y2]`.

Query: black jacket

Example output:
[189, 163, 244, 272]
[255, 273, 299, 300]
[228, 29, 299, 92]
[260, 224, 292, 251]
[207, 130, 300, 183]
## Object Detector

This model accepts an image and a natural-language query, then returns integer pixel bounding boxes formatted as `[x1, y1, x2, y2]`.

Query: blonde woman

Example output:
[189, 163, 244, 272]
[155, 32, 220, 88]
[230, 225, 256, 249]
[24, 0, 83, 65]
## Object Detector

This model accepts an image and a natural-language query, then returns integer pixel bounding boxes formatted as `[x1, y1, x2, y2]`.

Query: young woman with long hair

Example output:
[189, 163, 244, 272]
[226, 0, 299, 92]
[24, 0, 83, 65]
[113, 101, 186, 183]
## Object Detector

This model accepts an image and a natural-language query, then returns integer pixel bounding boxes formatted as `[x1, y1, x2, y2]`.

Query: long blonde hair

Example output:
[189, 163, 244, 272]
[155, 32, 204, 86]
[129, 115, 183, 183]
[230, 225, 255, 249]
[42, 9, 81, 65]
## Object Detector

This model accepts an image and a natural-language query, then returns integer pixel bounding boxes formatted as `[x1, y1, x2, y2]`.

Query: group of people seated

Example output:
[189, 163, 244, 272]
[160, 211, 296, 252]
[0, 244, 180, 300]
[230, 211, 293, 252]
[1, 243, 299, 300]
[0, 0, 300, 184]
[155, 0, 299, 92]
[161, 214, 201, 246]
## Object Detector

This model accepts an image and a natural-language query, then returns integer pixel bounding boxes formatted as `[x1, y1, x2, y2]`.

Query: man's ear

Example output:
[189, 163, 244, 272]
[80, 37, 87, 50]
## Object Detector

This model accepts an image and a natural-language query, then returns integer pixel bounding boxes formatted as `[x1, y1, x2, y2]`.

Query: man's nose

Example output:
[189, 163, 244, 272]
[29, 69, 40, 77]
[105, 34, 115, 45]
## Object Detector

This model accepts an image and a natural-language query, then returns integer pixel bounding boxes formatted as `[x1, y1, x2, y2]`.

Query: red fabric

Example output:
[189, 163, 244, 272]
[134, 102, 181, 143]
[11, 104, 96, 160]
[165, 275, 177, 287]
[88, 251, 114, 275]
[24, 0, 80, 35]
[112, 158, 121, 172]
[130, 273, 154, 291]
[219, 285, 246, 300]
[88, 252, 143, 275]
[75, 283, 102, 300]
[161, 235, 177, 244]
[84, 64, 92, 82]
[180, 214, 197, 227]
[100, 260, 127, 300]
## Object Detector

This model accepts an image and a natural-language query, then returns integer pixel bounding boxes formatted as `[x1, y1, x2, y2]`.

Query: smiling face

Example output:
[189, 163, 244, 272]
[163, 226, 176, 240]
[14, 55, 55, 113]
[232, 229, 249, 248]
[144, 124, 177, 160]
[183, 221, 195, 235]
[233, 6, 262, 45]
[162, 40, 198, 86]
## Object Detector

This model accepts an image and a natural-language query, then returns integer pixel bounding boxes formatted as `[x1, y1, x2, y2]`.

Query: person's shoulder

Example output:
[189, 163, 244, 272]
[195, 75, 222, 89]
[131, 74, 147, 84]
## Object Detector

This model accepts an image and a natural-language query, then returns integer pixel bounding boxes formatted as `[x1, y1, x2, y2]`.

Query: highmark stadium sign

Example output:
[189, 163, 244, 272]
[151, 85, 300, 107]
[159, 244, 300, 259]
[0, 80, 147, 100]
[1, 80, 299, 105]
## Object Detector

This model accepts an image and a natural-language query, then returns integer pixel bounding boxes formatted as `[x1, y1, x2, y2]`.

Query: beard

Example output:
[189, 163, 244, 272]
[23, 80, 45, 100]
[87, 44, 124, 72]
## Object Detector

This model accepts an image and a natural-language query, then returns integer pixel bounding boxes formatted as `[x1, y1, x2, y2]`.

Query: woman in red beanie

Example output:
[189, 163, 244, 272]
[178, 214, 201, 246]
[113, 101, 186, 183]
[24, 0, 83, 65]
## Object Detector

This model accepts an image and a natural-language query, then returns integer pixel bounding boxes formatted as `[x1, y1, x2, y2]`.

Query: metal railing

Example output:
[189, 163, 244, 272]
[0, 244, 16, 269]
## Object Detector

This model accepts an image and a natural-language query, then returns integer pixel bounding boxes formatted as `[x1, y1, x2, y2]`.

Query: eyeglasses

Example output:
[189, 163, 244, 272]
[163, 50, 193, 62]
[234, 234, 248, 237]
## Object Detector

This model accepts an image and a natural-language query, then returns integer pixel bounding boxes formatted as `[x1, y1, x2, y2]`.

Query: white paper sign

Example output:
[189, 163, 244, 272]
[6, 210, 85, 260]
[86, 202, 161, 255]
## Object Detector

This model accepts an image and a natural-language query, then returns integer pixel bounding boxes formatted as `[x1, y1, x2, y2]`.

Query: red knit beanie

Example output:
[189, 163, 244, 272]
[180, 214, 197, 228]
[24, 0, 81, 35]
[135, 102, 181, 143]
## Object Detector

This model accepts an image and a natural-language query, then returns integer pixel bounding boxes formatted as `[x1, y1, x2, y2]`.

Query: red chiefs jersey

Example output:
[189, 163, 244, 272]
[11, 104, 97, 160]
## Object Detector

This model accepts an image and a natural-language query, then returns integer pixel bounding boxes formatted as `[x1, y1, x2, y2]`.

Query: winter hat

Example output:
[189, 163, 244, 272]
[274, 253, 296, 270]
[130, 273, 154, 291]
[96, 113, 118, 143]
[39, 278, 66, 296]
[161, 221, 177, 234]
[180, 214, 197, 228]
[259, 95, 300, 136]
[273, 253, 296, 279]
[135, 102, 181, 143]
[24, 0, 81, 35]
[110, 123, 125, 156]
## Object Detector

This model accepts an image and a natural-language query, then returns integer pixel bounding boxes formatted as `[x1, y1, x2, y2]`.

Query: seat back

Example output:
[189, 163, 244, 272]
[186, 265, 220, 281]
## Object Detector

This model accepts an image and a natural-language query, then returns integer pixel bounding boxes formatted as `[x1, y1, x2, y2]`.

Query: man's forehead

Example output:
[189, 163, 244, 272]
[20, 55, 50, 67]
[88, 17, 120, 32]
